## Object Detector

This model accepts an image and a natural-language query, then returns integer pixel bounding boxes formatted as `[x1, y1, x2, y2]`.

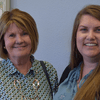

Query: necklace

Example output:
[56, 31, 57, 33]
[14, 61, 40, 100]
[14, 75, 40, 100]
[77, 63, 84, 89]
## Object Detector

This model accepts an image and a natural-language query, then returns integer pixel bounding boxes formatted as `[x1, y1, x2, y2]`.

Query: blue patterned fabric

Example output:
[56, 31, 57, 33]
[0, 55, 58, 100]
[53, 63, 93, 100]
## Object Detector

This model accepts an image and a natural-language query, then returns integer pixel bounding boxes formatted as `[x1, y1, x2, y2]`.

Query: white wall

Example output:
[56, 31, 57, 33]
[10, 0, 100, 80]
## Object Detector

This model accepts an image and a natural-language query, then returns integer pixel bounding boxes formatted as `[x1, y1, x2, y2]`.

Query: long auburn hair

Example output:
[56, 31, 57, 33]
[69, 5, 100, 100]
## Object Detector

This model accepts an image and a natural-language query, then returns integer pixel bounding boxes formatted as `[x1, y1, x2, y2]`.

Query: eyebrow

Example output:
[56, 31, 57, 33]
[78, 25, 87, 28]
[95, 26, 100, 28]
[79, 25, 100, 28]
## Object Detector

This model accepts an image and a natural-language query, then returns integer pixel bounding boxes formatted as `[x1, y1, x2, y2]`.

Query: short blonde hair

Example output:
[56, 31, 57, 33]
[0, 8, 39, 59]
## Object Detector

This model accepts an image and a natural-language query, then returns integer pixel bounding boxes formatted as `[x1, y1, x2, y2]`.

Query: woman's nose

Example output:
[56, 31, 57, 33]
[86, 30, 95, 40]
[16, 35, 24, 44]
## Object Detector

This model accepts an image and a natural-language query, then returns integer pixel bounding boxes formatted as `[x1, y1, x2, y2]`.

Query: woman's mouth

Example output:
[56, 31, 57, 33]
[13, 45, 27, 48]
[85, 43, 97, 46]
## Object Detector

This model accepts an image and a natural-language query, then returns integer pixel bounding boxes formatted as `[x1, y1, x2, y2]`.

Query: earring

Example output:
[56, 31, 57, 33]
[4, 46, 6, 49]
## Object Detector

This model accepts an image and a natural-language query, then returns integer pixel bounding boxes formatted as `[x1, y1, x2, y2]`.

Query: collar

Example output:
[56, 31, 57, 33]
[2, 55, 35, 76]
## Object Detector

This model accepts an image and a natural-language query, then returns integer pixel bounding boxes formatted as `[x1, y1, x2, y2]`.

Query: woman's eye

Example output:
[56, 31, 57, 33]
[80, 28, 87, 31]
[96, 28, 100, 33]
[79, 28, 88, 33]
[9, 34, 15, 37]
[22, 32, 28, 35]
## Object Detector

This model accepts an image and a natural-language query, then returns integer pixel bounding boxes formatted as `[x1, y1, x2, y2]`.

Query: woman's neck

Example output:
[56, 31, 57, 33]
[9, 56, 32, 75]
[82, 59, 98, 78]
[77, 61, 98, 88]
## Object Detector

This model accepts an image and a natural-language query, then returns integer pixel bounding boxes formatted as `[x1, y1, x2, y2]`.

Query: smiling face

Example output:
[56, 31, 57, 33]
[76, 15, 100, 60]
[4, 23, 32, 59]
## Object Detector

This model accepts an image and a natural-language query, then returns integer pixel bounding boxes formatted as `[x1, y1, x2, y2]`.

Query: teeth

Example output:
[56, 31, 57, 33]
[85, 44, 96, 46]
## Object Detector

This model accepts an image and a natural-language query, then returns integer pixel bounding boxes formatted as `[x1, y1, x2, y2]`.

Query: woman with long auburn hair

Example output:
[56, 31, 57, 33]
[54, 4, 100, 100]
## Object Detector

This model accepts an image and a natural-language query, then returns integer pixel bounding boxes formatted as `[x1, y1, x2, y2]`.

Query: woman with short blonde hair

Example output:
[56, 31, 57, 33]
[0, 9, 58, 100]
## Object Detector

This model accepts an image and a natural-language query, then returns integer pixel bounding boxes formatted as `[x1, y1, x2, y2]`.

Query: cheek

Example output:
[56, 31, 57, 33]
[4, 36, 8, 47]
[4, 40, 9, 46]
[4, 40, 13, 50]
[76, 34, 84, 51]
[76, 34, 80, 46]
[76, 33, 85, 44]
[27, 37, 32, 46]
[98, 40, 100, 50]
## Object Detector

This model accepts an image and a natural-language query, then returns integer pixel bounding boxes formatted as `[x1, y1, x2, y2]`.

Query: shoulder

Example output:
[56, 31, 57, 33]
[61, 64, 81, 85]
[0, 60, 2, 71]
[43, 61, 56, 71]
[31, 55, 54, 69]
[33, 56, 57, 73]
[38, 60, 57, 76]
[42, 61, 58, 79]
[59, 65, 71, 85]
[32, 55, 58, 78]
[0, 59, 8, 76]
[0, 59, 5, 71]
